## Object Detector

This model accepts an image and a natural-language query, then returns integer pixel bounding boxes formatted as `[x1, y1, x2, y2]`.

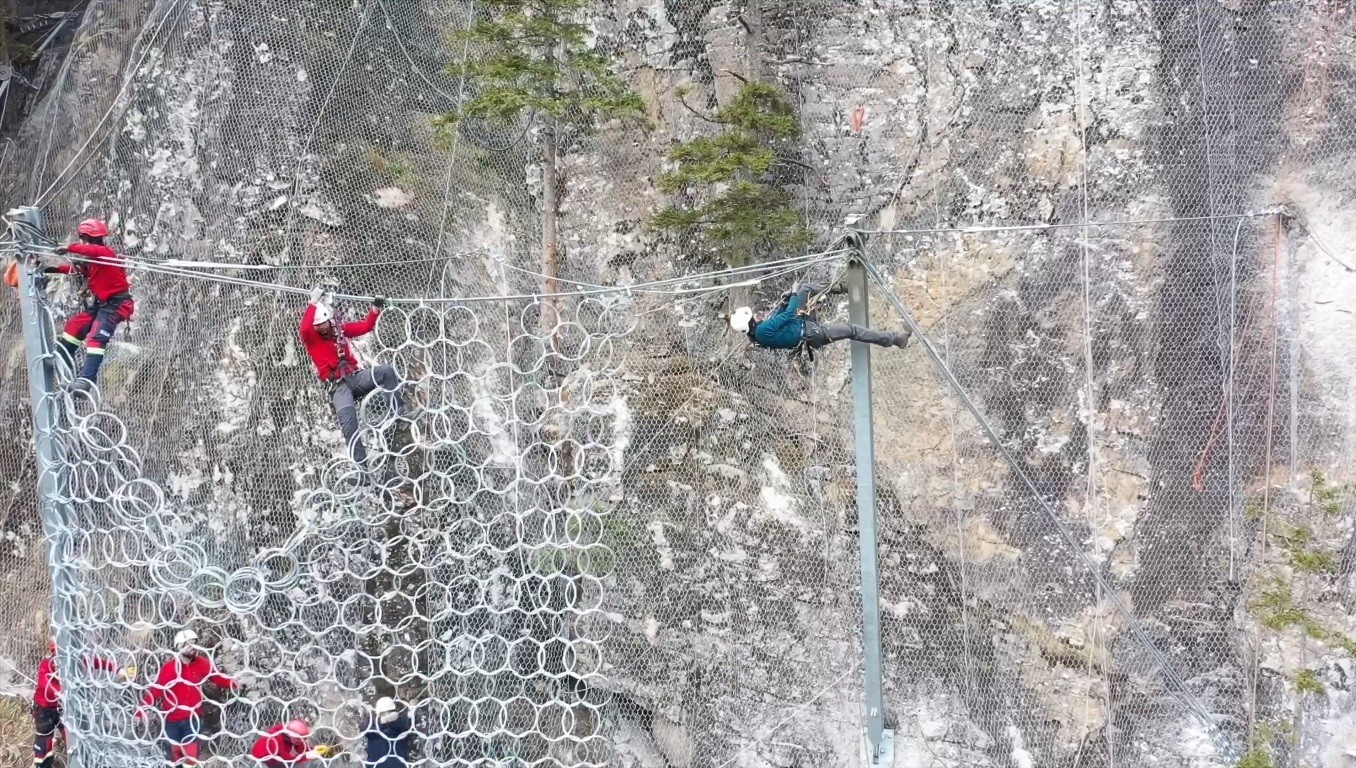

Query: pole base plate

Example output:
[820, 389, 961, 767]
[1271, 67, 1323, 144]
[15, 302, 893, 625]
[861, 728, 894, 767]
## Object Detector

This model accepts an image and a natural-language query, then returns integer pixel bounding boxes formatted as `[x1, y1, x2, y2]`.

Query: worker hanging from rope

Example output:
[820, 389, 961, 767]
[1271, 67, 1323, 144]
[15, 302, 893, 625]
[33, 638, 134, 768]
[299, 287, 405, 467]
[731, 280, 909, 354]
[43, 219, 135, 391]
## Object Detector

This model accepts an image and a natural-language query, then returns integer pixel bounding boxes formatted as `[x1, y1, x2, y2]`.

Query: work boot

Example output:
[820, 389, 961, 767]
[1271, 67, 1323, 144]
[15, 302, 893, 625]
[892, 330, 912, 349]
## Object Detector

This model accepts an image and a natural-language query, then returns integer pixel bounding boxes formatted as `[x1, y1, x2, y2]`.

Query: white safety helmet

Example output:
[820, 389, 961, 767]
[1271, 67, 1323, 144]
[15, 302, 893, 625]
[729, 306, 754, 334]
[312, 303, 335, 326]
[173, 629, 198, 652]
[375, 696, 398, 723]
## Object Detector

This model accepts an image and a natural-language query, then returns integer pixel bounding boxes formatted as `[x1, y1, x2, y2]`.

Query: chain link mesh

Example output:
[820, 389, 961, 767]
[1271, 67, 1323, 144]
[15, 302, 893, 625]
[0, 1, 1353, 767]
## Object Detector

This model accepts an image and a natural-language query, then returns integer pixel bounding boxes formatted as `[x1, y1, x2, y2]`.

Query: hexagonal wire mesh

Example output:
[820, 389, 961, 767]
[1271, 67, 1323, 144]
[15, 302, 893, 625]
[0, 0, 1354, 767]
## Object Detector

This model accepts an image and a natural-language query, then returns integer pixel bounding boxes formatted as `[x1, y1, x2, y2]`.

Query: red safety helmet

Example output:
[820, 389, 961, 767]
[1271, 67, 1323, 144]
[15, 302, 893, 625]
[77, 219, 109, 238]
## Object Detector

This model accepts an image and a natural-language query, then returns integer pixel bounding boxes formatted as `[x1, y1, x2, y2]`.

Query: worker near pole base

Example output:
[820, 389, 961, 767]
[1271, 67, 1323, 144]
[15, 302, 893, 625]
[731, 282, 909, 352]
[363, 697, 412, 768]
[137, 629, 238, 766]
[299, 287, 404, 466]
[252, 719, 339, 767]
[33, 639, 133, 768]
[44, 218, 134, 390]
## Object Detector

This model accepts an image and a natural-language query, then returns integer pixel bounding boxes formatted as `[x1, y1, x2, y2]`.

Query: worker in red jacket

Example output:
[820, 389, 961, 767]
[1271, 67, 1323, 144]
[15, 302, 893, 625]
[299, 287, 403, 465]
[137, 629, 238, 766]
[43, 218, 135, 390]
[33, 639, 132, 768]
[252, 719, 338, 767]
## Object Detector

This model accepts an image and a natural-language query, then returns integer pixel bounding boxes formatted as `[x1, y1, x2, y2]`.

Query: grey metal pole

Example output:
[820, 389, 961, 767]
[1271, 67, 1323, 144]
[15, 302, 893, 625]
[845, 244, 893, 767]
[12, 207, 81, 764]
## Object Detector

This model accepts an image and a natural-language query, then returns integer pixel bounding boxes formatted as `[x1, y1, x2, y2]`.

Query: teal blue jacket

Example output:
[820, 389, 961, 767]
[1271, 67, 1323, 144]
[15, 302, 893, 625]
[752, 292, 806, 349]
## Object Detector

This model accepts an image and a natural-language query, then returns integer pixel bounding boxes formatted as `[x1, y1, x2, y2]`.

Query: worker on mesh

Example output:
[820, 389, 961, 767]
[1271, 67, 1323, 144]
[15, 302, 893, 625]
[42, 218, 135, 391]
[252, 719, 340, 767]
[730, 281, 909, 352]
[33, 638, 134, 768]
[299, 287, 404, 466]
[363, 697, 413, 768]
[137, 629, 239, 766]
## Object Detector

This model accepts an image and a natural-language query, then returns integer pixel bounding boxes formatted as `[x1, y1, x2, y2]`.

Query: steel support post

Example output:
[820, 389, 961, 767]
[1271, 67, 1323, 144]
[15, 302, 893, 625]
[845, 243, 893, 767]
[12, 207, 81, 764]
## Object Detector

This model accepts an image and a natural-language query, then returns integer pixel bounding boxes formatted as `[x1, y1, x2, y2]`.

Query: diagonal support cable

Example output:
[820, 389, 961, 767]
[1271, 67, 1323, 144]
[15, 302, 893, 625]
[858, 255, 1236, 760]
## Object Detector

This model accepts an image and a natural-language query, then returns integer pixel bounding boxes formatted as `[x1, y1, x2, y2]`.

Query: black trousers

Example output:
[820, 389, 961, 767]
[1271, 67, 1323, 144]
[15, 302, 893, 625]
[331, 366, 403, 464]
[802, 319, 904, 349]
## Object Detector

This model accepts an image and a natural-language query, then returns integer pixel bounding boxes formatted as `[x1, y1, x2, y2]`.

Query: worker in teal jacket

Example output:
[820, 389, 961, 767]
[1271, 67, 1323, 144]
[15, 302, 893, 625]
[731, 282, 909, 351]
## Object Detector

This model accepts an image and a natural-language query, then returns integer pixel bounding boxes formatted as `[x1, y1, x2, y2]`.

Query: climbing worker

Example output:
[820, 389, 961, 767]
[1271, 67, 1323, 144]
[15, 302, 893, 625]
[137, 629, 239, 766]
[363, 697, 413, 768]
[252, 719, 340, 767]
[33, 638, 134, 768]
[730, 281, 909, 352]
[299, 287, 404, 466]
[43, 219, 135, 391]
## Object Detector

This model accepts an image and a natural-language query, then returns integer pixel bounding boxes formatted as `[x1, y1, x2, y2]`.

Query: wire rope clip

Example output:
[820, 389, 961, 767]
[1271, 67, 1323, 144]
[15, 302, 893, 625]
[6, 206, 48, 251]
[843, 229, 868, 257]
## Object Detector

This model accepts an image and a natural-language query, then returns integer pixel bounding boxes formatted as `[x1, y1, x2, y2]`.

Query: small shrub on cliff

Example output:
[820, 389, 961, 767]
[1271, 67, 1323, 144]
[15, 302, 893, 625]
[652, 81, 811, 266]
[1294, 669, 1325, 695]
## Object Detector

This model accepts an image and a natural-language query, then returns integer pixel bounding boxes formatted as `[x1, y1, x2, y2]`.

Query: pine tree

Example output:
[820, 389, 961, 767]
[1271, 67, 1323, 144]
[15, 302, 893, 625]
[441, 0, 644, 303]
[652, 82, 811, 267]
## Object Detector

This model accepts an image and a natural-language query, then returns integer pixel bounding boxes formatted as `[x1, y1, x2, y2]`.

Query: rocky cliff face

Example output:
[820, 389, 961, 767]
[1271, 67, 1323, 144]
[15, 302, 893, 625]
[1, 1, 1354, 767]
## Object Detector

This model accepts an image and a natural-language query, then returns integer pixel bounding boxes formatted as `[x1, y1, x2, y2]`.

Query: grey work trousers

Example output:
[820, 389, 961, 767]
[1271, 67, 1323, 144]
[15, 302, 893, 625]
[331, 366, 402, 465]
[802, 319, 904, 350]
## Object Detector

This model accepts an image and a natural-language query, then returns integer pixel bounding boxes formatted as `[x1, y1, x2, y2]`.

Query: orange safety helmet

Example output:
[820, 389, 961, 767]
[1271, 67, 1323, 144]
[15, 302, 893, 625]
[3, 261, 17, 288]
[77, 219, 109, 238]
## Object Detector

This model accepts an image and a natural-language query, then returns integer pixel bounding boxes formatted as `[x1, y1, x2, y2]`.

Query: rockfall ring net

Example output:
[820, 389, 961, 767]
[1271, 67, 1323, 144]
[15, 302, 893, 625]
[0, 2, 1353, 768]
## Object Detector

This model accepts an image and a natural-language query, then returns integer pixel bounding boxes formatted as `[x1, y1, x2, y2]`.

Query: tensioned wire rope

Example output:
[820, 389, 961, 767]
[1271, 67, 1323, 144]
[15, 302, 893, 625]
[31, 209, 1283, 274]
[7, 207, 1319, 310]
[25, 245, 852, 304]
[861, 209, 1279, 237]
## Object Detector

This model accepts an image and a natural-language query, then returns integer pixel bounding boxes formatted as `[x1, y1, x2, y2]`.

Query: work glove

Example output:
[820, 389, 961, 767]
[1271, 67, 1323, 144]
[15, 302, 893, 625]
[119, 665, 137, 682]
[372, 295, 387, 310]
[310, 285, 325, 304]
[312, 744, 340, 759]
[54, 245, 69, 255]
